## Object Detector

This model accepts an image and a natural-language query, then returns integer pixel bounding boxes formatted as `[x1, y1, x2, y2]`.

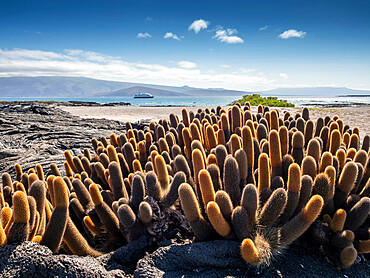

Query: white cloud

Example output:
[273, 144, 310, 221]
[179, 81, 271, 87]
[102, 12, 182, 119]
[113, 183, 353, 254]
[238, 68, 256, 74]
[259, 25, 269, 31]
[64, 49, 116, 62]
[220, 64, 230, 68]
[188, 19, 209, 33]
[0, 48, 276, 90]
[278, 29, 306, 39]
[178, 61, 197, 69]
[137, 32, 151, 39]
[145, 17, 152, 22]
[280, 73, 288, 79]
[164, 32, 181, 41]
[0, 48, 68, 61]
[213, 28, 244, 44]
[25, 30, 42, 35]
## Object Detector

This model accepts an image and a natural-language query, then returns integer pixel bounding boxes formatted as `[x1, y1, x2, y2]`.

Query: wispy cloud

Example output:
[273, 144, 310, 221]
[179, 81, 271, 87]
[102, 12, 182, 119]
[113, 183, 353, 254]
[237, 68, 256, 74]
[145, 17, 152, 22]
[280, 73, 288, 79]
[0, 48, 275, 90]
[24, 30, 42, 35]
[188, 19, 209, 33]
[259, 25, 269, 31]
[178, 61, 197, 69]
[1, 48, 68, 61]
[278, 29, 306, 39]
[220, 64, 230, 68]
[164, 32, 181, 41]
[64, 49, 117, 62]
[213, 28, 244, 44]
[137, 32, 151, 39]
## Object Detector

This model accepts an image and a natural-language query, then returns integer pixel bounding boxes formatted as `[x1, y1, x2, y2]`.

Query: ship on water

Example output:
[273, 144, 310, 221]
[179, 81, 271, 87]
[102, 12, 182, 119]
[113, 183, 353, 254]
[134, 92, 154, 98]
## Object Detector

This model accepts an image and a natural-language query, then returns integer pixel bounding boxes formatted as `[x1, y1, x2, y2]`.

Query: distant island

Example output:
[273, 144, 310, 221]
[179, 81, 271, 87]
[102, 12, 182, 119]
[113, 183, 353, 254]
[0, 76, 245, 98]
[0, 76, 370, 98]
[338, 94, 370, 97]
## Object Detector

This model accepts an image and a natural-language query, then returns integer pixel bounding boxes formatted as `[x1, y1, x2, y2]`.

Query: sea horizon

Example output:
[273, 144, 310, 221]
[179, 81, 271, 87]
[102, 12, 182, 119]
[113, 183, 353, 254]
[1, 94, 370, 108]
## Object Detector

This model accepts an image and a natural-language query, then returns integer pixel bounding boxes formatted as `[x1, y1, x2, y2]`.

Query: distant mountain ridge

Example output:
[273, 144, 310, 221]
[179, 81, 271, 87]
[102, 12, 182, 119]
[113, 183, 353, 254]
[0, 76, 244, 97]
[0, 76, 369, 98]
[94, 86, 187, 97]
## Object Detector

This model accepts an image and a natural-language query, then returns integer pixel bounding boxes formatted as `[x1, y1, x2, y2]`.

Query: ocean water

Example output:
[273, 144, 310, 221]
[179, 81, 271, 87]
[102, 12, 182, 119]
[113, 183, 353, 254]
[2, 96, 238, 107]
[2, 95, 370, 107]
[282, 96, 370, 107]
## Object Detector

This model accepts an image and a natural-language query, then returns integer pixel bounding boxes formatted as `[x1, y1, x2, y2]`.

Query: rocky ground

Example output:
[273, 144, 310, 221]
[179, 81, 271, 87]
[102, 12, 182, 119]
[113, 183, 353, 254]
[0, 101, 369, 277]
[0, 101, 127, 177]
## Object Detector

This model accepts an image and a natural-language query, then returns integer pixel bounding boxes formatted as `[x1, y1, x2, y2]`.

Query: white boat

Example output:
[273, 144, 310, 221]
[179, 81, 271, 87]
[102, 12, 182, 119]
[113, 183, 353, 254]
[134, 93, 154, 98]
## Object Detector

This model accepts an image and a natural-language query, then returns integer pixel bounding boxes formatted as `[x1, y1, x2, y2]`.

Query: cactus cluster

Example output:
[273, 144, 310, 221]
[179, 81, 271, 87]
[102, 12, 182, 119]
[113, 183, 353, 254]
[0, 104, 368, 270]
[173, 104, 369, 267]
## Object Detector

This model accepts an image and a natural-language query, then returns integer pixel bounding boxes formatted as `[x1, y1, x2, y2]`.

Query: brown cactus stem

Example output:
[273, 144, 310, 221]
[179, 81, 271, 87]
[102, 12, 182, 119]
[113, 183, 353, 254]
[89, 184, 121, 241]
[334, 162, 358, 208]
[71, 178, 94, 210]
[178, 183, 212, 241]
[280, 163, 301, 223]
[109, 161, 129, 200]
[28, 180, 46, 236]
[294, 175, 313, 215]
[231, 206, 249, 240]
[63, 217, 102, 257]
[259, 188, 287, 227]
[223, 155, 241, 206]
[241, 126, 255, 184]
[214, 190, 234, 222]
[64, 150, 78, 173]
[344, 196, 370, 231]
[339, 246, 357, 268]
[280, 195, 323, 246]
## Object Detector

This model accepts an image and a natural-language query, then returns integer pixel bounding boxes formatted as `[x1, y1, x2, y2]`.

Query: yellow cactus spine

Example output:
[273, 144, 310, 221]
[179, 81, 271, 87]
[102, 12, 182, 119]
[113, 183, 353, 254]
[230, 105, 240, 133]
[330, 209, 346, 232]
[40, 177, 69, 253]
[281, 163, 301, 223]
[89, 183, 121, 240]
[154, 154, 170, 191]
[269, 130, 282, 178]
[182, 108, 190, 127]
[334, 162, 358, 207]
[64, 150, 78, 173]
[279, 126, 288, 156]
[329, 129, 341, 155]
[15, 163, 23, 182]
[319, 151, 333, 173]
[178, 183, 211, 241]
[7, 191, 30, 243]
[206, 201, 231, 237]
[301, 156, 317, 180]
[230, 134, 241, 156]
[258, 153, 270, 193]
[241, 238, 260, 264]
[198, 169, 215, 207]
[280, 195, 324, 246]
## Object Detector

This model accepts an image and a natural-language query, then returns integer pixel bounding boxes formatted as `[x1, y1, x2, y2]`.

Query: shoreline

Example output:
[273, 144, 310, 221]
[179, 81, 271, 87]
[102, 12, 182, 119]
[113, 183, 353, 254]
[0, 100, 369, 139]
[1, 99, 370, 108]
[59, 104, 370, 139]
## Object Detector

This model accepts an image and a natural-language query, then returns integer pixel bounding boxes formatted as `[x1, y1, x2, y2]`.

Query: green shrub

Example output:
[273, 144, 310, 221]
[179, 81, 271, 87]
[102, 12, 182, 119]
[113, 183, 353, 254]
[229, 94, 295, 107]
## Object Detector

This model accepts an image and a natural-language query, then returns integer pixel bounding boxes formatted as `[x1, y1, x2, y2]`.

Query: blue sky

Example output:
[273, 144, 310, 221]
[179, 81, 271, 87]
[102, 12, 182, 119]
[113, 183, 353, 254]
[0, 0, 369, 91]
